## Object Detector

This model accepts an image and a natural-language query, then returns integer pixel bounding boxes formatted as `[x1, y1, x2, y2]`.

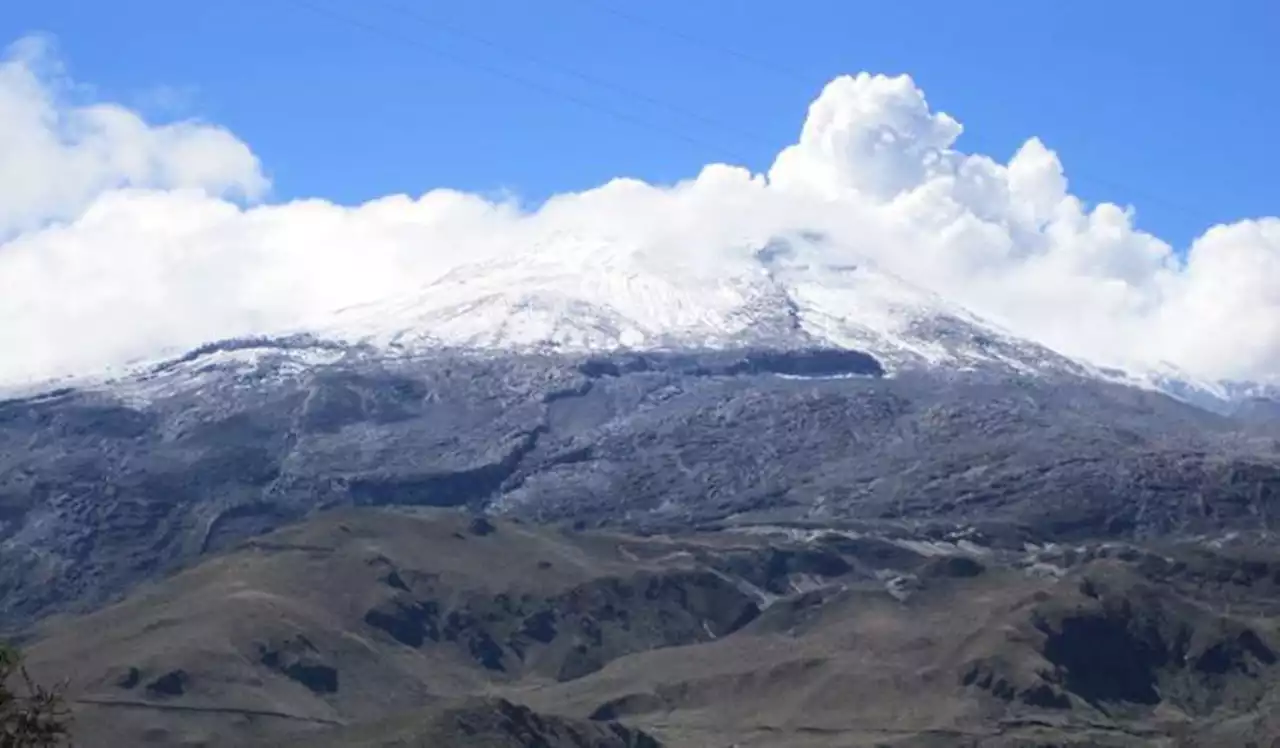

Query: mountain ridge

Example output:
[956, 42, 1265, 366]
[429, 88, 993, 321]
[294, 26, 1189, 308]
[319, 232, 1092, 378]
[2, 338, 1278, 633]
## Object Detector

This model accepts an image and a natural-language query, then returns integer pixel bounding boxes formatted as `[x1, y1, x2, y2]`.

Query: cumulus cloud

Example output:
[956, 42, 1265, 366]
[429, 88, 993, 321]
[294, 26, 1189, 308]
[0, 37, 266, 237]
[0, 41, 1277, 387]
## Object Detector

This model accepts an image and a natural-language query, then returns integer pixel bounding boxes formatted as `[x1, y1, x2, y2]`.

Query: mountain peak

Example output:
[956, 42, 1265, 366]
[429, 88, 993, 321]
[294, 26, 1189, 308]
[319, 232, 1081, 379]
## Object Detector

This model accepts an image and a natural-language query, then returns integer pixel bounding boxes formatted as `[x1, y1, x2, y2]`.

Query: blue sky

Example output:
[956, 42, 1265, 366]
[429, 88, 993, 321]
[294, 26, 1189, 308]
[4, 1, 1275, 249]
[2, 2, 1280, 386]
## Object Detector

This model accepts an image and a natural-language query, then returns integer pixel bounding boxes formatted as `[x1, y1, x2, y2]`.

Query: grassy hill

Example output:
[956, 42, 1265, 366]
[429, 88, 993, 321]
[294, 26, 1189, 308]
[18, 508, 1280, 747]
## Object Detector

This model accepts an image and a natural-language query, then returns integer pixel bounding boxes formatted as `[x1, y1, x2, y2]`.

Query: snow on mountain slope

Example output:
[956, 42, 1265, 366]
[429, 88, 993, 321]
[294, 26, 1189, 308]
[7, 226, 1265, 414]
[1098, 363, 1280, 416]
[321, 231, 1084, 377]
[0, 230, 1088, 406]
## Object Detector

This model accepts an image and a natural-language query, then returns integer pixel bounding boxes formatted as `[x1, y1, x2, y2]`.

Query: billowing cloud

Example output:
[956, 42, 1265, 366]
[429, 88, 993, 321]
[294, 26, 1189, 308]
[0, 37, 266, 238]
[1, 42, 1277, 388]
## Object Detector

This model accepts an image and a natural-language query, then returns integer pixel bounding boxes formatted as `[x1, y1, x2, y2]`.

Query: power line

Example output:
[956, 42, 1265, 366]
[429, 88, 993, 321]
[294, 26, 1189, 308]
[272, 0, 760, 166]
[376, 0, 779, 152]
[564, 0, 814, 84]
[1048, 162, 1206, 224]
[569, 0, 1207, 223]
[276, 0, 1204, 229]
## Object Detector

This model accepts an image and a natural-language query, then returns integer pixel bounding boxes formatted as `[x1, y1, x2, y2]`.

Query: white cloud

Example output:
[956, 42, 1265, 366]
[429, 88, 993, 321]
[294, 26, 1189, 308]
[0, 37, 266, 238]
[0, 42, 1277, 387]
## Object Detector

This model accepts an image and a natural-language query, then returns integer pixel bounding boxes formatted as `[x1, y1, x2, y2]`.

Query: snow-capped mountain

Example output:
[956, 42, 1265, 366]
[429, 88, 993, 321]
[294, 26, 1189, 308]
[5, 226, 1269, 414]
[5, 230, 1269, 416]
[31, 227, 1259, 414]
[320, 232, 1087, 379]
[313, 228, 1280, 415]
[5, 232, 1278, 635]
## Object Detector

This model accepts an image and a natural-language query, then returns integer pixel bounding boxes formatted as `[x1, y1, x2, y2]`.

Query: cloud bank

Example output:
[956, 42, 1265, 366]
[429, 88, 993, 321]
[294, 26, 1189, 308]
[1, 38, 1277, 387]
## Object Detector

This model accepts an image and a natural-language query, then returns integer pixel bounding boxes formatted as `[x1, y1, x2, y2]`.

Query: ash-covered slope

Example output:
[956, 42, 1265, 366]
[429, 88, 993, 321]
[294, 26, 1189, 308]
[2, 336, 1278, 631]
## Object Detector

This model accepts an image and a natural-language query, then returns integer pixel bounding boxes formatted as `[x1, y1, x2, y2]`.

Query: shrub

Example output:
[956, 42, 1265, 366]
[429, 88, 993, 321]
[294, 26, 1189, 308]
[0, 645, 71, 747]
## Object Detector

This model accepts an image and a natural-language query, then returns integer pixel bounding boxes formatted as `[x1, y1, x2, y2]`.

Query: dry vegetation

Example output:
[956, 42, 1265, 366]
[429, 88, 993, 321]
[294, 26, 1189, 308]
[13, 508, 1280, 747]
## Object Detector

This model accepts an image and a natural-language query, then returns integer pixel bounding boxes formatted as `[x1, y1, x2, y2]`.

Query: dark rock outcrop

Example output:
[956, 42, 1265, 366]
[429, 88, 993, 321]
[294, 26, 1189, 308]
[145, 669, 188, 697]
[258, 634, 340, 694]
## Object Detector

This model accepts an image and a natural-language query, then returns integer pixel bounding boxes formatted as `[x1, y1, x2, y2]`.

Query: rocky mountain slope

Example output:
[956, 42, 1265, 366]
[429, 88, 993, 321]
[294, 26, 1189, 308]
[19, 508, 1280, 747]
[2, 221, 1278, 745]
[2, 341, 1278, 631]
[291, 697, 661, 748]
